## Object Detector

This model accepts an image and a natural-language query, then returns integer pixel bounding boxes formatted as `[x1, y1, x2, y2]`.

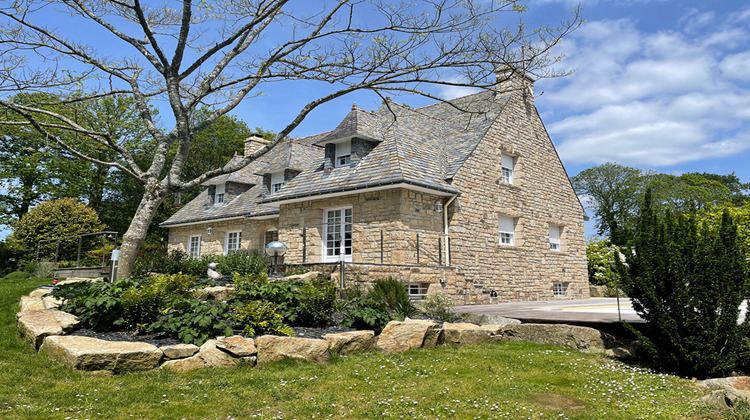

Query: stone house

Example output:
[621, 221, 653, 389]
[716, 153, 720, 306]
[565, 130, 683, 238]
[163, 72, 589, 304]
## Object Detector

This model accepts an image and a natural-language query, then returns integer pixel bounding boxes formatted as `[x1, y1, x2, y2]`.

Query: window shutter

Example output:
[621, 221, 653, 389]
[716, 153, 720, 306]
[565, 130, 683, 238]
[498, 215, 514, 233]
[337, 141, 351, 157]
[501, 154, 513, 169]
[549, 225, 560, 242]
[271, 171, 284, 185]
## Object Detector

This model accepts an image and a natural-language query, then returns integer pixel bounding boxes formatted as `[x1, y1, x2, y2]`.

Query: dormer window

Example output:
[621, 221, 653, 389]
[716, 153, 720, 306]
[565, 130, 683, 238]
[214, 183, 226, 205]
[335, 141, 351, 167]
[271, 171, 285, 193]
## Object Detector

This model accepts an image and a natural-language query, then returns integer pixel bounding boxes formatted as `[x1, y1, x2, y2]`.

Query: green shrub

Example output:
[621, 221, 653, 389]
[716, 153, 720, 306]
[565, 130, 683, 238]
[121, 273, 196, 330]
[149, 298, 234, 346]
[31, 261, 55, 279]
[233, 276, 336, 327]
[586, 238, 622, 287]
[232, 272, 268, 291]
[368, 277, 416, 320]
[340, 294, 391, 333]
[297, 276, 337, 328]
[421, 293, 456, 323]
[52, 279, 137, 331]
[180, 256, 209, 277]
[281, 265, 310, 276]
[618, 189, 749, 378]
[232, 300, 293, 337]
[4, 270, 30, 280]
[215, 251, 268, 276]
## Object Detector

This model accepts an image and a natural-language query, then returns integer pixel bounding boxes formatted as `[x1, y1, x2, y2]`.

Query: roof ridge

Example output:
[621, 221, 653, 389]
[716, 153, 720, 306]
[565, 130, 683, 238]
[413, 89, 490, 112]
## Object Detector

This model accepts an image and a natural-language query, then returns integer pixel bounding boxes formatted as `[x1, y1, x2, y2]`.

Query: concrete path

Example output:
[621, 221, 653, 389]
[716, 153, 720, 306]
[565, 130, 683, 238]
[453, 298, 642, 324]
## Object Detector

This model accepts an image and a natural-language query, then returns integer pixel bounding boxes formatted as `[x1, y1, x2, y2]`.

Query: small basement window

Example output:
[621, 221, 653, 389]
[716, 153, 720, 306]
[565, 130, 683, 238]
[408, 283, 429, 299]
[553, 282, 568, 298]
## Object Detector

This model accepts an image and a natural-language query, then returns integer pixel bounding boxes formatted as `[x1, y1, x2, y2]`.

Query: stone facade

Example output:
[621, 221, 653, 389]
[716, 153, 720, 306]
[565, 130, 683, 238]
[447, 92, 588, 302]
[168, 217, 278, 257]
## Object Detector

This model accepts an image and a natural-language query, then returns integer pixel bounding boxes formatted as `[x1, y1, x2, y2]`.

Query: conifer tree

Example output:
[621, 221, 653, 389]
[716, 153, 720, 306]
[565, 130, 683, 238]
[618, 188, 748, 378]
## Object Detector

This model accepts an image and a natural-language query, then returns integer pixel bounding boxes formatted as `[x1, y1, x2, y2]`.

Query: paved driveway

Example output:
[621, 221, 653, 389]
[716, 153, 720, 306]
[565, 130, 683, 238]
[453, 298, 642, 324]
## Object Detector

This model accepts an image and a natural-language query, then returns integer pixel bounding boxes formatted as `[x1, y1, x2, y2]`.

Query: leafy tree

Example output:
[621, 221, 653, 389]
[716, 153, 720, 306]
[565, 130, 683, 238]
[585, 238, 622, 287]
[617, 189, 748, 378]
[0, 1, 582, 278]
[10, 198, 106, 260]
[571, 163, 646, 245]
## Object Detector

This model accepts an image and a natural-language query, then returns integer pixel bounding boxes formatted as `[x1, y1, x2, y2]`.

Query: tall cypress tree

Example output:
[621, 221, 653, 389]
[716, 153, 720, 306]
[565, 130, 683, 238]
[619, 188, 748, 378]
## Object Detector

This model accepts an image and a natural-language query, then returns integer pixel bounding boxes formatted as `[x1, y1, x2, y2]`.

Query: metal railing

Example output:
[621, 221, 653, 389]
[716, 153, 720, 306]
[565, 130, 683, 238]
[287, 223, 451, 267]
[36, 231, 119, 268]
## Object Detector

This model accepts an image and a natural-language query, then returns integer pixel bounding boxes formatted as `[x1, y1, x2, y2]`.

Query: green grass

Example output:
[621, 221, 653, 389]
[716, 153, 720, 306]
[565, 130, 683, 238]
[0, 277, 733, 419]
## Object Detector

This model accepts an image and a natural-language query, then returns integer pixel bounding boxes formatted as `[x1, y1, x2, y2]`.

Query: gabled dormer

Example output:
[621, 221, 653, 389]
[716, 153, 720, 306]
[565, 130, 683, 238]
[316, 103, 384, 170]
[256, 140, 323, 196]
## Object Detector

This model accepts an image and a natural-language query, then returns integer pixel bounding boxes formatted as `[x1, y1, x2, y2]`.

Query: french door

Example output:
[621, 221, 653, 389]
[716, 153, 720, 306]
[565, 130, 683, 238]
[323, 208, 352, 262]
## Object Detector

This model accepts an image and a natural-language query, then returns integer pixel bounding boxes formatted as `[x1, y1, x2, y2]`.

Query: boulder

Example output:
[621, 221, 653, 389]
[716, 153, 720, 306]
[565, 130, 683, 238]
[216, 335, 256, 357]
[442, 322, 500, 345]
[161, 354, 206, 372]
[18, 295, 61, 313]
[17, 309, 79, 350]
[323, 330, 376, 355]
[459, 313, 521, 327]
[256, 336, 329, 364]
[696, 377, 750, 409]
[376, 319, 442, 352]
[40, 336, 163, 373]
[198, 339, 242, 368]
[195, 286, 236, 302]
[56, 277, 103, 286]
[503, 323, 615, 353]
[161, 343, 200, 360]
[28, 288, 52, 298]
[280, 271, 322, 281]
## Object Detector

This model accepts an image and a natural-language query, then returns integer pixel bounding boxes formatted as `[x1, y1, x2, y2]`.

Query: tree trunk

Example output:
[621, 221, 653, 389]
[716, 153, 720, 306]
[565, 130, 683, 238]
[116, 181, 167, 279]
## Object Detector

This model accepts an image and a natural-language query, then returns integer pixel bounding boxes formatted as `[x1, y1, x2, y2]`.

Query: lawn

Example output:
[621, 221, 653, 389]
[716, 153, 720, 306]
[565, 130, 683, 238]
[0, 277, 726, 419]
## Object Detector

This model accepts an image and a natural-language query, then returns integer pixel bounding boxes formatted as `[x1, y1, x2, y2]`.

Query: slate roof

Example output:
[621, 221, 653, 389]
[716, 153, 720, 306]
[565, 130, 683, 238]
[262, 90, 510, 204]
[163, 89, 509, 225]
[161, 141, 322, 226]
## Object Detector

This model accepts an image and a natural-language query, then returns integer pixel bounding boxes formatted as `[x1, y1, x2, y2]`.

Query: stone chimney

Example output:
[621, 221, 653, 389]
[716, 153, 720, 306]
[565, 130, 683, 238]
[495, 65, 535, 96]
[244, 134, 270, 157]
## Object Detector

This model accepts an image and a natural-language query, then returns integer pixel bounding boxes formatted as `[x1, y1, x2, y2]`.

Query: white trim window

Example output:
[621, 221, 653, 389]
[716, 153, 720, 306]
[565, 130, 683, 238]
[323, 207, 352, 262]
[188, 235, 201, 259]
[408, 283, 429, 299]
[498, 215, 515, 246]
[225, 231, 242, 254]
[335, 141, 351, 167]
[501, 154, 515, 184]
[553, 282, 568, 297]
[271, 171, 285, 193]
[215, 183, 226, 205]
[549, 224, 561, 251]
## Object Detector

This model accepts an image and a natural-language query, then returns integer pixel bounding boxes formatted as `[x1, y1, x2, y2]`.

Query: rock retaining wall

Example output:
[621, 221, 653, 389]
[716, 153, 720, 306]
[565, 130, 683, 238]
[18, 286, 623, 375]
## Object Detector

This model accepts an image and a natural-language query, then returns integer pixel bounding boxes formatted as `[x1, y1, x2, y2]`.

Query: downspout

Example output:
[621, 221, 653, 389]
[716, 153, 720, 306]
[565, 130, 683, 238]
[443, 195, 458, 266]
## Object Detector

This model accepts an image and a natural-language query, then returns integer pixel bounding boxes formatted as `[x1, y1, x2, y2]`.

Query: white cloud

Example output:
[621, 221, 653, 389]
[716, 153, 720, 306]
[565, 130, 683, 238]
[537, 7, 750, 168]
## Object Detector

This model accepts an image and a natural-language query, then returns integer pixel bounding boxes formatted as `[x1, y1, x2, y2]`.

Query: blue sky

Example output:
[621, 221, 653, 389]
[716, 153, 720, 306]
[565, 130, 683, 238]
[2, 0, 749, 240]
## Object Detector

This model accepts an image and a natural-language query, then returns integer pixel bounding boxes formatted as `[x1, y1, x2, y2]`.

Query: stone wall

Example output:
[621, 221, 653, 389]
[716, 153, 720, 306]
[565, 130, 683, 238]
[278, 189, 444, 266]
[447, 90, 589, 302]
[168, 218, 279, 257]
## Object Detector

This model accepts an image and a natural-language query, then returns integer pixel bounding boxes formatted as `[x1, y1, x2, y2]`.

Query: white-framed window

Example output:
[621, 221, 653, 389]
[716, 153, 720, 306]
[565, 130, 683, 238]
[214, 183, 226, 205]
[498, 215, 515, 246]
[408, 283, 429, 298]
[335, 141, 351, 167]
[323, 207, 352, 262]
[553, 282, 568, 297]
[501, 154, 515, 184]
[188, 235, 201, 259]
[271, 171, 285, 193]
[225, 231, 242, 254]
[549, 224, 561, 251]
